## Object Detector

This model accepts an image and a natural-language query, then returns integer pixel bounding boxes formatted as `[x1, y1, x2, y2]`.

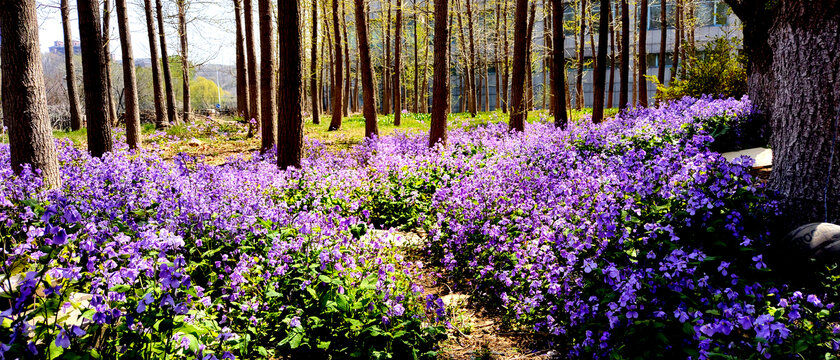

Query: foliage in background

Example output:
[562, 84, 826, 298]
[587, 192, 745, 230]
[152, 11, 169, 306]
[653, 36, 747, 102]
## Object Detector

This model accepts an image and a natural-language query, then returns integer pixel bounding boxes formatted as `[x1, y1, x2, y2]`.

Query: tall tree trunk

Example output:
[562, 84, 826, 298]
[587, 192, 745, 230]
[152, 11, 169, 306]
[0, 0, 61, 188]
[494, 0, 502, 111]
[144, 0, 167, 129]
[526, 3, 536, 111]
[542, 0, 550, 111]
[244, 0, 260, 134]
[619, 0, 629, 109]
[234, 0, 250, 121]
[508, 0, 528, 131]
[394, 0, 403, 124]
[413, 0, 420, 112]
[342, 0, 351, 117]
[607, 2, 615, 108]
[551, 0, 568, 128]
[353, 0, 379, 137]
[429, 0, 449, 146]
[501, 0, 510, 113]
[383, 0, 392, 114]
[657, 0, 666, 89]
[671, 0, 681, 82]
[115, 0, 141, 148]
[575, 0, 585, 109]
[156, 0, 177, 125]
[277, 0, 303, 169]
[454, 2, 471, 114]
[591, 0, 609, 122]
[311, 0, 319, 124]
[422, 3, 431, 113]
[177, 1, 191, 121]
[638, 0, 648, 107]
[259, 0, 276, 150]
[60, 0, 83, 131]
[77, 0, 113, 157]
[465, 0, 477, 116]
[724, 0, 840, 224]
[328, 0, 344, 130]
[102, 0, 118, 126]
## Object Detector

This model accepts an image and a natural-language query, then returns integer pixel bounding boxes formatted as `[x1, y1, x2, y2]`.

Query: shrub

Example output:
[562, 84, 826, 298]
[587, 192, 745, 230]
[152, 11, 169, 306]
[654, 36, 747, 102]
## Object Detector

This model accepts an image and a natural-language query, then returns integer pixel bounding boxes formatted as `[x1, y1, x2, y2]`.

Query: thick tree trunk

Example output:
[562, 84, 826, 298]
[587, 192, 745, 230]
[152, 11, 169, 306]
[115, 0, 141, 149]
[508, 0, 528, 131]
[638, 0, 648, 107]
[0, 0, 61, 188]
[591, 0, 609, 123]
[429, 0, 449, 146]
[277, 0, 303, 169]
[725, 0, 840, 225]
[619, 0, 629, 109]
[575, 0, 585, 109]
[311, 0, 319, 124]
[234, 0, 250, 120]
[244, 0, 260, 135]
[77, 0, 113, 157]
[102, 0, 118, 126]
[551, 0, 567, 128]
[144, 0, 167, 129]
[259, 0, 277, 150]
[394, 0, 403, 125]
[60, 0, 83, 131]
[156, 0, 177, 125]
[328, 0, 344, 130]
[177, 2, 191, 121]
[353, 0, 379, 137]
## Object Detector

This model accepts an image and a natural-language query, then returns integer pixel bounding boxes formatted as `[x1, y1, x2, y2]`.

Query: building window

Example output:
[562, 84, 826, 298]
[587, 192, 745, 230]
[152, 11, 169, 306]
[648, 0, 728, 29]
[648, 0, 677, 30]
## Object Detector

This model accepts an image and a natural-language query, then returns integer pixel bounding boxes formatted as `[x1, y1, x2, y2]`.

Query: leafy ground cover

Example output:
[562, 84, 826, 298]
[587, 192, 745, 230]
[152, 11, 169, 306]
[1, 97, 838, 359]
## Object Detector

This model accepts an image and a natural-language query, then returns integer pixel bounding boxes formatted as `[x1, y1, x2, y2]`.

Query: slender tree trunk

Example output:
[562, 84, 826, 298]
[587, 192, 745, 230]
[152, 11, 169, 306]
[244, 0, 260, 134]
[234, 0, 250, 121]
[454, 3, 471, 114]
[422, 4, 431, 113]
[543, 0, 550, 111]
[551, 0, 567, 128]
[115, 0, 141, 148]
[638, 0, 648, 107]
[429, 0, 449, 146]
[310, 0, 319, 124]
[526, 3, 536, 111]
[509, 0, 528, 131]
[413, 0, 420, 112]
[0, 0, 61, 188]
[465, 0, 477, 116]
[494, 0, 501, 111]
[657, 0, 666, 89]
[342, 0, 351, 117]
[619, 0, 629, 109]
[77, 0, 113, 157]
[60, 0, 83, 131]
[671, 0, 681, 82]
[258, 0, 277, 149]
[144, 0, 167, 128]
[102, 0, 118, 126]
[607, 2, 615, 108]
[328, 0, 344, 130]
[157, 0, 177, 125]
[591, 0, 609, 122]
[177, 1, 191, 121]
[501, 0, 510, 113]
[394, 0, 403, 124]
[277, 0, 303, 169]
[576, 0, 585, 109]
[383, 0, 392, 114]
[353, 0, 379, 137]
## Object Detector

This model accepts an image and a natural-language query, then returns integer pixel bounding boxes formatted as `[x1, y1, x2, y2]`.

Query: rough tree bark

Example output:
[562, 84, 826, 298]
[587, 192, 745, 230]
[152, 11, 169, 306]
[234, 0, 250, 121]
[508, 0, 528, 131]
[244, 0, 260, 135]
[144, 0, 167, 128]
[259, 0, 276, 150]
[156, 0, 177, 125]
[394, 0, 403, 125]
[429, 0, 449, 146]
[591, 0, 609, 123]
[277, 0, 303, 169]
[551, 0, 568, 128]
[638, 0, 648, 107]
[115, 0, 141, 149]
[619, 0, 629, 109]
[353, 0, 379, 137]
[328, 0, 344, 130]
[0, 0, 61, 188]
[60, 0, 83, 131]
[77, 0, 113, 157]
[724, 0, 840, 225]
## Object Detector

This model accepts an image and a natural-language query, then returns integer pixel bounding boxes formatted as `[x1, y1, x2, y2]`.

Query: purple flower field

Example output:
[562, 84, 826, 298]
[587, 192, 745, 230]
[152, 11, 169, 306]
[1, 97, 838, 359]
